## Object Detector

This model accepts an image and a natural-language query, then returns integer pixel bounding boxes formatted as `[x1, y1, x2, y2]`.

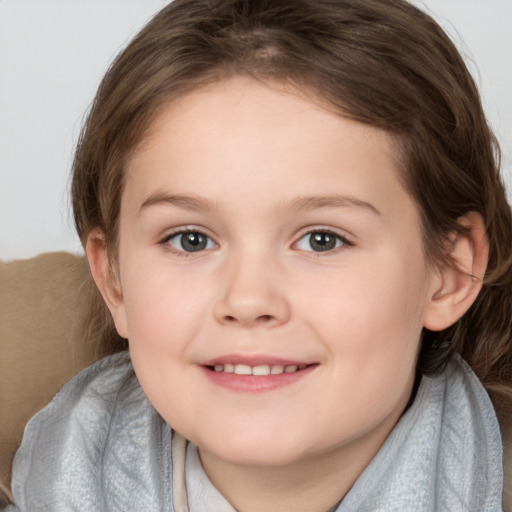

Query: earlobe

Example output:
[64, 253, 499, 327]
[86, 229, 129, 338]
[422, 212, 489, 332]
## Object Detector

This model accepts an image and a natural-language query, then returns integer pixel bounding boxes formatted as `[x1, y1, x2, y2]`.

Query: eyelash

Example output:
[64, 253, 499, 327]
[158, 227, 354, 256]
[159, 228, 217, 257]
[294, 228, 354, 254]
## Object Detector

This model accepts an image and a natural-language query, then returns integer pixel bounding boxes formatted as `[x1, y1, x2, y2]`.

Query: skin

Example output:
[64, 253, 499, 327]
[88, 77, 487, 512]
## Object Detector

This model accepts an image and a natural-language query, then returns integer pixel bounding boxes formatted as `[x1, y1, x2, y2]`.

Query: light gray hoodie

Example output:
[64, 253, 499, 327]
[6, 351, 503, 511]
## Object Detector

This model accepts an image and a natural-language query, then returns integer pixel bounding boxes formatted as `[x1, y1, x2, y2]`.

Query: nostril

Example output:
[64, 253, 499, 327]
[222, 314, 275, 324]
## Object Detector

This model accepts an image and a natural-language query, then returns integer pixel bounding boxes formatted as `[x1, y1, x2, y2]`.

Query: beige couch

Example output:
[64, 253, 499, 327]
[0, 252, 122, 506]
[1, 252, 510, 507]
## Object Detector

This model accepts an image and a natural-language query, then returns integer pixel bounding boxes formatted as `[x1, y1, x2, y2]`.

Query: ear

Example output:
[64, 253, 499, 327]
[422, 211, 489, 331]
[86, 229, 129, 339]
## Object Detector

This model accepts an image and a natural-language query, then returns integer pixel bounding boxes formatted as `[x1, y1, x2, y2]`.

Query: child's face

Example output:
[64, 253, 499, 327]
[109, 77, 442, 470]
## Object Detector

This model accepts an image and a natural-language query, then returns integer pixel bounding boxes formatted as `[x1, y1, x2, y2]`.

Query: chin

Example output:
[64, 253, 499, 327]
[198, 430, 312, 467]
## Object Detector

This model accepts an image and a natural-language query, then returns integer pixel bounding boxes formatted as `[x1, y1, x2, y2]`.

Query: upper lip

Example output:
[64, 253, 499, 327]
[201, 354, 315, 367]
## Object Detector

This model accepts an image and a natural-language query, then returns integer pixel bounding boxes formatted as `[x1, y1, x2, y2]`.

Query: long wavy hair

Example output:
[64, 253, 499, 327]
[71, 0, 512, 407]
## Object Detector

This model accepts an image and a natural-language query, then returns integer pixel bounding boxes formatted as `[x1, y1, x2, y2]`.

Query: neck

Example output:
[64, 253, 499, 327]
[198, 433, 387, 512]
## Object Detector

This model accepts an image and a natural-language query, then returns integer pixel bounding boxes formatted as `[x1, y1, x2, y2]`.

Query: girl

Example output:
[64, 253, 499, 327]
[7, 0, 512, 510]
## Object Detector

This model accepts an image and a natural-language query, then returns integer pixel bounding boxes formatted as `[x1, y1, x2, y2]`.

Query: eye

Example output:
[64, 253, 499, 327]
[295, 230, 350, 252]
[164, 230, 216, 253]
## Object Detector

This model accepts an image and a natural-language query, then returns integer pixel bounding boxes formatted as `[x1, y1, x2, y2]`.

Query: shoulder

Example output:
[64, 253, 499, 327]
[439, 354, 500, 432]
[18, 351, 140, 439]
[416, 354, 502, 458]
[51, 350, 137, 406]
[343, 355, 503, 511]
[11, 352, 172, 511]
[422, 355, 503, 510]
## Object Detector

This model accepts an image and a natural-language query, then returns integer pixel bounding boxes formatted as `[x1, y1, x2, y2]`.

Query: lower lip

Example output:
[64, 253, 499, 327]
[199, 364, 317, 393]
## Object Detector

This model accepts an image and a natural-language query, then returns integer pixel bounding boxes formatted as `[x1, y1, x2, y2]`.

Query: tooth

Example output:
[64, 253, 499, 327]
[212, 363, 304, 375]
[234, 364, 252, 375]
[252, 365, 271, 376]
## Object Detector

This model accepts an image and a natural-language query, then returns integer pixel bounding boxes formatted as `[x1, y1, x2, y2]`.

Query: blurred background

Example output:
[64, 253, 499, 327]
[1, 0, 511, 261]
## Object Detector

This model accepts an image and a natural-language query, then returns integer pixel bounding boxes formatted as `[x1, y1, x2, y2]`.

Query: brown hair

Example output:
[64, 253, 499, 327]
[72, 0, 512, 405]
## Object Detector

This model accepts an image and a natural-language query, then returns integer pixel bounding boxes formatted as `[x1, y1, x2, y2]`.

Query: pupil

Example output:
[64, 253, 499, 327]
[310, 232, 336, 252]
[181, 232, 207, 252]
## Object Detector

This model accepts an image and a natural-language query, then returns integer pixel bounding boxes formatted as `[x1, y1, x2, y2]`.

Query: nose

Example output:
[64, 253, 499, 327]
[213, 252, 291, 328]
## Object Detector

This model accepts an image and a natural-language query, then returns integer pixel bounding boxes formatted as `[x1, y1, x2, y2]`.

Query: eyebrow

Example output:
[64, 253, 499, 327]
[139, 192, 216, 214]
[139, 192, 381, 216]
[286, 195, 381, 216]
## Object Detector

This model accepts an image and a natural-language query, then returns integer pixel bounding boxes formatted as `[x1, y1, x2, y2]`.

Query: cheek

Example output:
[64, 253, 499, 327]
[304, 261, 427, 342]
[307, 266, 426, 436]
[120, 269, 207, 424]
[120, 265, 206, 353]
[297, 247, 430, 391]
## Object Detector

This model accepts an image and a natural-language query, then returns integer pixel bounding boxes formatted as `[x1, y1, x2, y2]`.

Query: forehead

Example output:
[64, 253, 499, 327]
[133, 76, 397, 159]
[123, 76, 413, 222]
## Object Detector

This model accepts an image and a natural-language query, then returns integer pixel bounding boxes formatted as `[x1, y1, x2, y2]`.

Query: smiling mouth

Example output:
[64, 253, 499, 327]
[201, 360, 317, 392]
[205, 363, 313, 375]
